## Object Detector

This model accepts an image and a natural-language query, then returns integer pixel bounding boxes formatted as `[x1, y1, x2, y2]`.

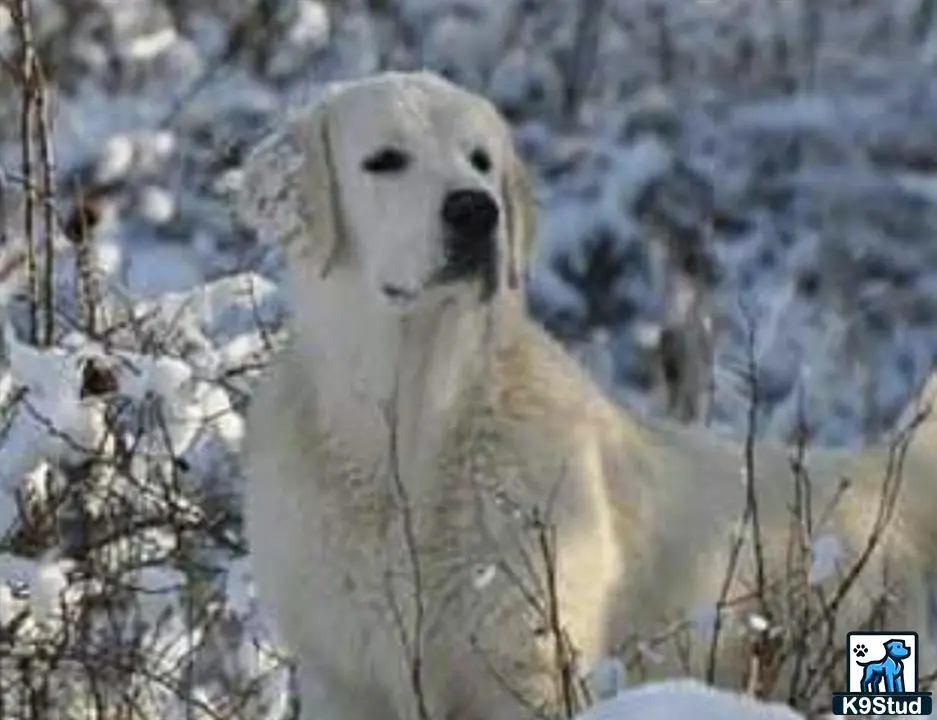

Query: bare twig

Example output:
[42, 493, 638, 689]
[783, 397, 813, 705]
[531, 510, 578, 718]
[739, 312, 772, 697]
[706, 307, 768, 686]
[12, 0, 39, 344]
[32, 54, 55, 347]
[819, 408, 925, 623]
[382, 397, 432, 720]
[0, 166, 8, 248]
[469, 470, 588, 716]
[66, 180, 100, 336]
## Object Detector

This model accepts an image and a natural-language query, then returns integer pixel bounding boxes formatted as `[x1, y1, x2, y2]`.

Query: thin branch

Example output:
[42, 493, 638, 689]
[12, 0, 39, 344]
[382, 397, 432, 720]
[33, 54, 55, 347]
[706, 307, 766, 685]
[0, 166, 8, 248]
[532, 512, 577, 718]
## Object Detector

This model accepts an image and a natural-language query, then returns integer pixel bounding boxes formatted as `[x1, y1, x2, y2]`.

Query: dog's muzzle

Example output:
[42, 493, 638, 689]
[435, 188, 499, 301]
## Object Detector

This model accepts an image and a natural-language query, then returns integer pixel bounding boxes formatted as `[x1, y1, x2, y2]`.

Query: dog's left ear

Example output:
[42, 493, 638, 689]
[236, 90, 344, 278]
[502, 150, 537, 291]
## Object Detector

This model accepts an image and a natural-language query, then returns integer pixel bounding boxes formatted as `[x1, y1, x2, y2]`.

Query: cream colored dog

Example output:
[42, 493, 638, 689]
[239, 71, 937, 720]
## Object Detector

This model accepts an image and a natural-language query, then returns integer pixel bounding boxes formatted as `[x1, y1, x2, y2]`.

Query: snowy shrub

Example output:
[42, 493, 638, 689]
[0, 268, 289, 718]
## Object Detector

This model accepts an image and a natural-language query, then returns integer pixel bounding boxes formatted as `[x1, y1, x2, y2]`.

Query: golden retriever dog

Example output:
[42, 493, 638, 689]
[238, 70, 937, 720]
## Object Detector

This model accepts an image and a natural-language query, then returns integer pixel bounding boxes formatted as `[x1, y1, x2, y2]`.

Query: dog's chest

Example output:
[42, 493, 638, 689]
[301, 414, 530, 652]
[311, 406, 526, 573]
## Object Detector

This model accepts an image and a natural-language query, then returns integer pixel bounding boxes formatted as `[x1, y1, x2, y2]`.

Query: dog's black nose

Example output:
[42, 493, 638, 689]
[436, 189, 499, 302]
[441, 189, 499, 238]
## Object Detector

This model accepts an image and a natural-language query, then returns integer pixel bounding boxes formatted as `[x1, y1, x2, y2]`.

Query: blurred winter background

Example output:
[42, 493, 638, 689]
[0, 0, 936, 717]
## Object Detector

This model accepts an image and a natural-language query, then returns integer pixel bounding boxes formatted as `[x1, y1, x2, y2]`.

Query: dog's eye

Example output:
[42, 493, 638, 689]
[469, 147, 492, 174]
[362, 147, 410, 173]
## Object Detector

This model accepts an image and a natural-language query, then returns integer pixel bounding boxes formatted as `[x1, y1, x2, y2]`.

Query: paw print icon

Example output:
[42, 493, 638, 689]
[854, 644, 869, 658]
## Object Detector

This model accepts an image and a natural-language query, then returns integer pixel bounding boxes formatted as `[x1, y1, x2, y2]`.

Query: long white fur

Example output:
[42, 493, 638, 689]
[239, 71, 937, 720]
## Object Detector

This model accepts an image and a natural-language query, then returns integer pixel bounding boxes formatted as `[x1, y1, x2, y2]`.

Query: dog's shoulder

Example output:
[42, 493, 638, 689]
[490, 305, 619, 423]
[484, 304, 660, 481]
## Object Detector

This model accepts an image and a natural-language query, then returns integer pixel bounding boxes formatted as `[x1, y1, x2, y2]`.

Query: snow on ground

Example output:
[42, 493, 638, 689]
[1, 0, 937, 717]
[579, 679, 808, 720]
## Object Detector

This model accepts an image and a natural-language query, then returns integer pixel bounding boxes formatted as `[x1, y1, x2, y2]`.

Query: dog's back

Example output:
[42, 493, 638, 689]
[600, 397, 937, 696]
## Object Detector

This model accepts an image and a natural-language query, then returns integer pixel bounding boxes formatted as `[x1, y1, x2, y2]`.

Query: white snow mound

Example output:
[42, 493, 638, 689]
[577, 679, 807, 720]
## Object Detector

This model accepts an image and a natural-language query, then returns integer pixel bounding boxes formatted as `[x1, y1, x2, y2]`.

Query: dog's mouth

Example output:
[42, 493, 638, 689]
[381, 283, 421, 305]
[428, 238, 499, 303]
[381, 247, 498, 307]
[380, 277, 461, 307]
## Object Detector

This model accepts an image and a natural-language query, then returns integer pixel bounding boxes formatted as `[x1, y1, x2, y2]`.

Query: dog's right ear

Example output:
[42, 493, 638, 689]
[237, 99, 343, 278]
[503, 151, 537, 292]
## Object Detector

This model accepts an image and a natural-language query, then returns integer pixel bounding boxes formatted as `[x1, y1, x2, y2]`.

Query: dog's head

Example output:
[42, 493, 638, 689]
[238, 71, 536, 312]
[884, 640, 911, 660]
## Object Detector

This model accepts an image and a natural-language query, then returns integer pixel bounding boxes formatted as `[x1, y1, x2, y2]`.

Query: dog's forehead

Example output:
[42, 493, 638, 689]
[333, 77, 505, 149]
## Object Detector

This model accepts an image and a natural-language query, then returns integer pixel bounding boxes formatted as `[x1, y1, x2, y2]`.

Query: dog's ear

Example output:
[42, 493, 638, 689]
[502, 150, 537, 291]
[237, 99, 343, 278]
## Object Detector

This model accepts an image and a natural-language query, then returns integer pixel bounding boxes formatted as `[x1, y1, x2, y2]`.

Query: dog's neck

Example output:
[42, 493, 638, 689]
[289, 269, 495, 468]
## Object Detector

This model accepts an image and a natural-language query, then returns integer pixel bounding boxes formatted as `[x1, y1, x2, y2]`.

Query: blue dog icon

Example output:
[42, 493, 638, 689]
[857, 638, 911, 693]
